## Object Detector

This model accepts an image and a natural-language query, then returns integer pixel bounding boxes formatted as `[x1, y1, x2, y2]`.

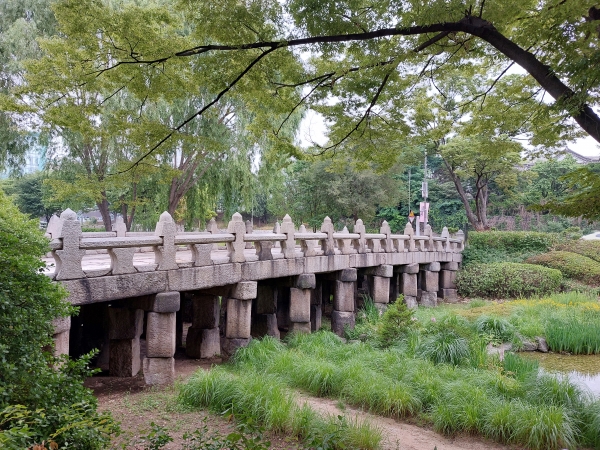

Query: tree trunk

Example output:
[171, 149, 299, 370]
[97, 195, 112, 232]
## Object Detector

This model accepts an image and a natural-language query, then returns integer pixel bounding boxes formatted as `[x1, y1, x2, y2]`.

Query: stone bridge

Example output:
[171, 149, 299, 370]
[44, 209, 464, 385]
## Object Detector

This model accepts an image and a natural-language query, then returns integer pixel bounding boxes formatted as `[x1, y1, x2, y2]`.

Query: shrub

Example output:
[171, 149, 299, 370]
[474, 315, 516, 344]
[456, 262, 562, 298]
[375, 297, 417, 347]
[526, 251, 600, 285]
[0, 190, 117, 448]
[556, 239, 600, 263]
[417, 330, 471, 365]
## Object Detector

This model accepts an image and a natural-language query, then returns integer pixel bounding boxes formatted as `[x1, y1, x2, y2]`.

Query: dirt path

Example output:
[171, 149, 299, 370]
[298, 395, 517, 450]
[91, 350, 518, 450]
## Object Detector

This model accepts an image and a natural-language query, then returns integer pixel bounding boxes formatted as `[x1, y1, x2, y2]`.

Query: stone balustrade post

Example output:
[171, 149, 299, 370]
[441, 227, 450, 252]
[253, 285, 280, 339]
[439, 262, 459, 302]
[108, 307, 144, 377]
[273, 221, 281, 248]
[380, 221, 393, 253]
[298, 224, 316, 257]
[245, 220, 254, 249]
[208, 217, 219, 251]
[280, 215, 296, 259]
[420, 262, 440, 307]
[154, 212, 178, 271]
[320, 216, 335, 256]
[289, 274, 314, 334]
[456, 230, 465, 251]
[353, 219, 366, 253]
[46, 214, 61, 239]
[186, 293, 220, 358]
[367, 265, 393, 313]
[424, 224, 434, 251]
[399, 263, 419, 309]
[331, 268, 356, 336]
[227, 213, 246, 263]
[311, 277, 323, 332]
[113, 216, 127, 237]
[223, 281, 257, 355]
[404, 222, 416, 252]
[336, 226, 354, 255]
[53, 209, 86, 280]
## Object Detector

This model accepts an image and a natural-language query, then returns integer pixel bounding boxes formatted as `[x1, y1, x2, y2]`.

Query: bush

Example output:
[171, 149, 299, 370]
[526, 251, 600, 286]
[0, 190, 117, 448]
[375, 297, 417, 347]
[456, 262, 563, 298]
[556, 239, 600, 263]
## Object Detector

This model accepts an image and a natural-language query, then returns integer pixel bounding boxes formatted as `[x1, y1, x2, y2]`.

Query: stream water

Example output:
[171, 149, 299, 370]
[520, 353, 600, 397]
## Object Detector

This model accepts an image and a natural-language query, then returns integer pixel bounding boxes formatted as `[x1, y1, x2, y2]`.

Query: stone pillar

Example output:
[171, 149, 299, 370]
[331, 268, 356, 336]
[52, 316, 71, 358]
[368, 265, 393, 312]
[420, 262, 440, 307]
[311, 277, 323, 332]
[143, 291, 180, 385]
[399, 263, 419, 309]
[439, 262, 459, 302]
[289, 274, 315, 334]
[252, 284, 280, 339]
[222, 281, 256, 356]
[186, 294, 221, 359]
[108, 307, 144, 377]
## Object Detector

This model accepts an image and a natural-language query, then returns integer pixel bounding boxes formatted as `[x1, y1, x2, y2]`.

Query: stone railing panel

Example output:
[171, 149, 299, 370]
[53, 209, 86, 281]
[227, 213, 246, 263]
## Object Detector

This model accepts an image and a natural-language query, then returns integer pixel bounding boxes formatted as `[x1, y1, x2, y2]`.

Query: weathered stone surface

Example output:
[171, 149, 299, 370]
[423, 262, 441, 272]
[399, 263, 420, 274]
[289, 322, 311, 334]
[403, 295, 418, 309]
[143, 357, 174, 385]
[536, 337, 549, 353]
[374, 303, 388, 315]
[371, 276, 390, 304]
[52, 316, 71, 334]
[311, 304, 322, 331]
[256, 285, 277, 314]
[226, 298, 252, 339]
[221, 337, 250, 356]
[53, 330, 70, 357]
[231, 281, 258, 300]
[108, 247, 137, 275]
[53, 210, 86, 281]
[168, 263, 242, 292]
[422, 271, 439, 293]
[331, 311, 355, 337]
[438, 288, 458, 303]
[251, 314, 280, 339]
[338, 268, 357, 282]
[110, 337, 140, 377]
[151, 291, 180, 313]
[154, 212, 178, 271]
[439, 270, 457, 289]
[108, 308, 143, 340]
[367, 265, 393, 278]
[441, 262, 460, 271]
[184, 327, 222, 358]
[192, 294, 220, 329]
[146, 312, 176, 358]
[419, 291, 438, 307]
[296, 273, 316, 289]
[521, 340, 538, 351]
[280, 215, 297, 259]
[227, 213, 246, 263]
[400, 273, 418, 297]
[289, 288, 311, 323]
[333, 281, 355, 312]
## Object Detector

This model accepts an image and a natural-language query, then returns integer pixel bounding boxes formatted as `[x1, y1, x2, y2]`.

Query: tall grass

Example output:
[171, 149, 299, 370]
[209, 331, 598, 450]
[545, 313, 600, 354]
[178, 366, 382, 449]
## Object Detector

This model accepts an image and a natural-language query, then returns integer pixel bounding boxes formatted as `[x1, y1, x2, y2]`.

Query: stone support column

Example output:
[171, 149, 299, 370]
[222, 282, 256, 356]
[143, 291, 180, 385]
[331, 268, 356, 336]
[310, 278, 323, 332]
[399, 263, 419, 309]
[108, 307, 144, 377]
[439, 262, 459, 302]
[52, 316, 71, 358]
[419, 262, 440, 307]
[252, 284, 280, 339]
[368, 265, 393, 313]
[289, 274, 315, 334]
[186, 294, 221, 359]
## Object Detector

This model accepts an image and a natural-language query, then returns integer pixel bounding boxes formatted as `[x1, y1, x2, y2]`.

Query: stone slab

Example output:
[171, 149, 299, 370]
[220, 337, 250, 357]
[400, 273, 417, 297]
[441, 262, 460, 271]
[143, 356, 174, 385]
[420, 291, 438, 307]
[439, 270, 457, 289]
[289, 287, 311, 323]
[331, 311, 355, 337]
[146, 312, 176, 358]
[53, 330, 70, 357]
[422, 262, 441, 272]
[333, 280, 355, 312]
[231, 281, 258, 300]
[296, 273, 316, 289]
[422, 271, 439, 293]
[168, 264, 242, 292]
[108, 308, 143, 340]
[338, 268, 357, 282]
[226, 298, 252, 339]
[289, 321, 311, 334]
[110, 337, 140, 377]
[438, 288, 458, 303]
[151, 291, 180, 312]
[367, 265, 393, 278]
[256, 285, 277, 314]
[52, 316, 71, 334]
[192, 294, 220, 329]
[311, 304, 322, 331]
[371, 276, 390, 304]
[399, 263, 420, 274]
[403, 295, 418, 309]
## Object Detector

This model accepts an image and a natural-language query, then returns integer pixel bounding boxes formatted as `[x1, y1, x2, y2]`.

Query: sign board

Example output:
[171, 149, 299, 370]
[419, 202, 429, 223]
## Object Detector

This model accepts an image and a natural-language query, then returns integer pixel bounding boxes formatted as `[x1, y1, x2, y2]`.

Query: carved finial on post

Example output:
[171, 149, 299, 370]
[245, 219, 254, 249]
[353, 219, 366, 253]
[441, 226, 450, 252]
[380, 220, 393, 253]
[280, 214, 296, 258]
[404, 221, 416, 252]
[424, 224, 434, 251]
[53, 209, 86, 280]
[46, 214, 61, 239]
[113, 216, 127, 237]
[273, 221, 281, 248]
[320, 216, 335, 256]
[154, 211, 179, 270]
[456, 229, 465, 252]
[227, 212, 246, 263]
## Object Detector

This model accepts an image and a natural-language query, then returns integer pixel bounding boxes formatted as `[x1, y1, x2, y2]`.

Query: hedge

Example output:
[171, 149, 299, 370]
[556, 240, 600, 263]
[456, 262, 563, 298]
[526, 251, 600, 286]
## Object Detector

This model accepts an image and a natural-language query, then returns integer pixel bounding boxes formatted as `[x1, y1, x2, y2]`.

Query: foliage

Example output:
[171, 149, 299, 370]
[556, 239, 600, 263]
[456, 263, 563, 298]
[182, 418, 272, 450]
[375, 297, 417, 347]
[0, 190, 117, 448]
[3, 172, 61, 221]
[527, 250, 600, 286]
[545, 312, 600, 355]
[474, 316, 517, 345]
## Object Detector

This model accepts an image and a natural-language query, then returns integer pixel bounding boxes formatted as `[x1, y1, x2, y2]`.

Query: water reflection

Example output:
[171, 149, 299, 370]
[520, 353, 600, 397]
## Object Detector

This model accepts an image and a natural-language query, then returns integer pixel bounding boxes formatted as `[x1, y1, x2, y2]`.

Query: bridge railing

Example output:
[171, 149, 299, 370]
[44, 209, 464, 281]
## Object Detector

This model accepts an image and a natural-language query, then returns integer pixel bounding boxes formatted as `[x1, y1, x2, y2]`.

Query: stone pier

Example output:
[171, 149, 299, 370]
[108, 307, 143, 377]
[186, 293, 221, 359]
[331, 268, 356, 336]
[223, 281, 257, 356]
[439, 262, 459, 302]
[289, 274, 315, 334]
[419, 262, 440, 307]
[399, 263, 419, 309]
